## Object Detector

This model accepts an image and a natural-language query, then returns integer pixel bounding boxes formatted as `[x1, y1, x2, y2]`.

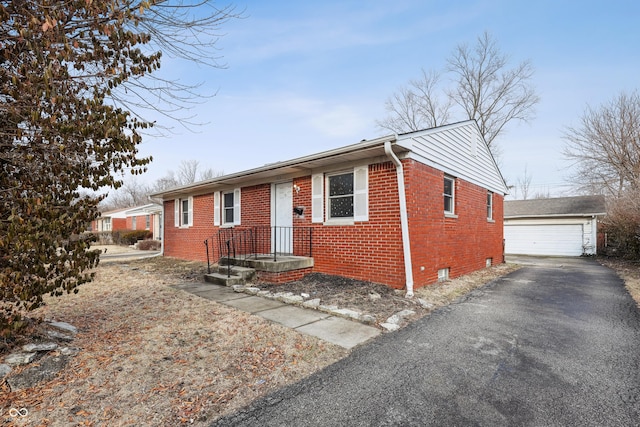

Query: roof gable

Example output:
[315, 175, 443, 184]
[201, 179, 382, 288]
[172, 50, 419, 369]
[396, 120, 508, 195]
[505, 195, 606, 218]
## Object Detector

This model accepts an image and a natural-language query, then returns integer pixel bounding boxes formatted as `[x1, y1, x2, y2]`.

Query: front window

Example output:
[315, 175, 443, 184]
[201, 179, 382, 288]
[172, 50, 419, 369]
[182, 199, 190, 226]
[444, 176, 455, 214]
[132, 216, 137, 229]
[328, 172, 354, 218]
[487, 191, 493, 220]
[146, 215, 150, 229]
[223, 192, 234, 224]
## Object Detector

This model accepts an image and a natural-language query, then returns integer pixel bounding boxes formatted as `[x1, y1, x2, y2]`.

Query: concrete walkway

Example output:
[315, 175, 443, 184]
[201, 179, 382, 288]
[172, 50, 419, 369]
[172, 281, 381, 349]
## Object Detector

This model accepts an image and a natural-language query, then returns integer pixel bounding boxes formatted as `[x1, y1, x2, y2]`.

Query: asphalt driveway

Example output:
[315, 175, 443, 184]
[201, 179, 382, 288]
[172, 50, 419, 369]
[213, 257, 640, 426]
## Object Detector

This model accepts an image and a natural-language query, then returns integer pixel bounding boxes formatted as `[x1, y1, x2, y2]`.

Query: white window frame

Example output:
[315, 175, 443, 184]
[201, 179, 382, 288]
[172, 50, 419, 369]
[444, 176, 455, 215]
[145, 215, 150, 230]
[132, 216, 137, 230]
[326, 171, 355, 220]
[313, 166, 368, 224]
[223, 191, 235, 225]
[487, 191, 493, 220]
[214, 188, 241, 227]
[174, 197, 193, 228]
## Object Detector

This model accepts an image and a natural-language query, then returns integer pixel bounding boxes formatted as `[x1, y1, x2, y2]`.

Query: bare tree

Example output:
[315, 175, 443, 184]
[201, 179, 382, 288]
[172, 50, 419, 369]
[563, 91, 640, 197]
[447, 31, 539, 146]
[515, 165, 533, 200]
[378, 31, 539, 149]
[377, 69, 452, 132]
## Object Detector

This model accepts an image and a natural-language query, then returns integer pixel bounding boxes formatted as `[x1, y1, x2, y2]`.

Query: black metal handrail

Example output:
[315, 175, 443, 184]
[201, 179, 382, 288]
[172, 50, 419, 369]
[204, 226, 313, 274]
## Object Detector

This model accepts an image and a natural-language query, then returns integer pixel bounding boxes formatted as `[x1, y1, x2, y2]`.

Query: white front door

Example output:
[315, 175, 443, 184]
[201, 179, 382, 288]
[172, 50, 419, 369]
[272, 182, 293, 254]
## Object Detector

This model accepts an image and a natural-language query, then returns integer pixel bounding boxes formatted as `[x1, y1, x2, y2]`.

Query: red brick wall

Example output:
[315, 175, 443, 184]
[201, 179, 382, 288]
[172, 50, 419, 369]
[163, 184, 271, 262]
[162, 160, 504, 291]
[292, 163, 405, 288]
[164, 195, 214, 262]
[404, 159, 504, 287]
[112, 218, 127, 231]
[125, 214, 154, 232]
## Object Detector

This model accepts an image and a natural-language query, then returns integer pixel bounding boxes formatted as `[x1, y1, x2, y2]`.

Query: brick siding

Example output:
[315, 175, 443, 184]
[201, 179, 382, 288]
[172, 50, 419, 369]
[162, 159, 504, 290]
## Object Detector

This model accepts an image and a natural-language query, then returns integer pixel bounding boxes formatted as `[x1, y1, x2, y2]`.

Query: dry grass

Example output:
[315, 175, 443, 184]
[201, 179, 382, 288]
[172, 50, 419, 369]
[413, 263, 520, 309]
[599, 257, 640, 307]
[1, 261, 347, 426]
[1, 253, 520, 426]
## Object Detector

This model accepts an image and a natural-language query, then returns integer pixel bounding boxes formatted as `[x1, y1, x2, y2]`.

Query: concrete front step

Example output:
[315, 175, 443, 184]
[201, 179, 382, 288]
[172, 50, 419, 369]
[204, 264, 256, 286]
[204, 272, 246, 287]
[217, 265, 256, 280]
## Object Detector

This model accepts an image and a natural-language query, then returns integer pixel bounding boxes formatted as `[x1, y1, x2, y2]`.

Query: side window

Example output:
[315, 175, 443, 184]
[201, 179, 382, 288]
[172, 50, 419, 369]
[487, 191, 493, 220]
[444, 176, 455, 215]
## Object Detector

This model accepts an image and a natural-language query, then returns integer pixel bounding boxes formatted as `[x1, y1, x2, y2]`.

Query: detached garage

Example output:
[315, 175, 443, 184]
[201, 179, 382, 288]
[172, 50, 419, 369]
[504, 196, 606, 256]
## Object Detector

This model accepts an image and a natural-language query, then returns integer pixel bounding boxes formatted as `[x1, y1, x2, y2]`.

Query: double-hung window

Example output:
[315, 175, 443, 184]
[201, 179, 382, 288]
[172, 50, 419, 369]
[311, 166, 368, 223]
[145, 215, 151, 230]
[328, 172, 354, 219]
[132, 216, 137, 230]
[487, 191, 493, 220]
[444, 176, 455, 215]
[223, 192, 235, 224]
[214, 188, 241, 226]
[174, 197, 193, 227]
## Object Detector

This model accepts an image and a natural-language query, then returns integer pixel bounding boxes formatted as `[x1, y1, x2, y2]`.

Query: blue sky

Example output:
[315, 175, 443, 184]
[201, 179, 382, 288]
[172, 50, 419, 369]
[135, 0, 640, 198]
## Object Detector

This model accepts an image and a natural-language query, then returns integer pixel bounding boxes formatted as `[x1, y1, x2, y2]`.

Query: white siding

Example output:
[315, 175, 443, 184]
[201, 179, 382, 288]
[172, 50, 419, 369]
[396, 121, 507, 195]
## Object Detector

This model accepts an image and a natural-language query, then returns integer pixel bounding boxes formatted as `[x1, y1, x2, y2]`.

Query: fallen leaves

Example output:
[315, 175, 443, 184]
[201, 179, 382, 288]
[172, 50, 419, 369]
[1, 258, 347, 426]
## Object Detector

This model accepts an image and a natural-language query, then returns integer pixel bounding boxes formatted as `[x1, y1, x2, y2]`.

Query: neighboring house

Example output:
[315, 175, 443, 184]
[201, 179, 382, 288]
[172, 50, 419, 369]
[91, 208, 127, 232]
[151, 120, 508, 294]
[124, 203, 163, 240]
[504, 195, 606, 256]
[90, 204, 162, 240]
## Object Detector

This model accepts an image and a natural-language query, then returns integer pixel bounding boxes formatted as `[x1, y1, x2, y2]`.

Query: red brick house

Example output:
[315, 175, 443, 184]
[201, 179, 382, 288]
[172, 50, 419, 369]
[91, 208, 127, 232]
[124, 203, 163, 240]
[151, 120, 507, 295]
[91, 204, 162, 238]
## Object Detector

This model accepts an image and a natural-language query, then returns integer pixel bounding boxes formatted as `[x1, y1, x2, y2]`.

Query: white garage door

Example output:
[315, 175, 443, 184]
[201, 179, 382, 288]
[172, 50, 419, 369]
[504, 224, 584, 256]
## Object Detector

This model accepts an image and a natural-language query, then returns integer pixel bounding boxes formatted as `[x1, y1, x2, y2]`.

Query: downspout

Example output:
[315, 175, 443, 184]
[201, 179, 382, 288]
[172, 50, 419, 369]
[384, 141, 414, 298]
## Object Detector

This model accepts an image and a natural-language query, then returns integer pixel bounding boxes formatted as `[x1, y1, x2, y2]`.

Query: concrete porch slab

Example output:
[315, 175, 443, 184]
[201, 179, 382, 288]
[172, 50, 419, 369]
[259, 305, 332, 328]
[296, 316, 381, 349]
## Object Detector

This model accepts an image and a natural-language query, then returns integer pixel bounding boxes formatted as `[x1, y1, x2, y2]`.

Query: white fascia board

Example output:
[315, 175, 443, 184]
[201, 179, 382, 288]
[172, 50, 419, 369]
[505, 213, 606, 220]
[151, 135, 397, 199]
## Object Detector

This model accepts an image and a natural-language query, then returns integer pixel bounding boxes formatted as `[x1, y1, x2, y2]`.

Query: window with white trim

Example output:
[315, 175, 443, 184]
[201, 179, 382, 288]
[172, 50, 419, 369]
[145, 215, 150, 229]
[213, 188, 241, 226]
[312, 166, 368, 223]
[487, 191, 493, 220]
[132, 216, 137, 229]
[444, 176, 455, 215]
[223, 192, 234, 224]
[328, 171, 354, 219]
[174, 197, 193, 227]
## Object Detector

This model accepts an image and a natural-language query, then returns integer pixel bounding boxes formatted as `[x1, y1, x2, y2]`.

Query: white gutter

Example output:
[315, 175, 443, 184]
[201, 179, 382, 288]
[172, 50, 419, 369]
[384, 141, 414, 298]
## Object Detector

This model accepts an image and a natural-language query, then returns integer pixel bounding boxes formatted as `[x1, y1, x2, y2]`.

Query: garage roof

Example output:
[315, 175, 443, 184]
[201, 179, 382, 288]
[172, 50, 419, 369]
[505, 195, 606, 218]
